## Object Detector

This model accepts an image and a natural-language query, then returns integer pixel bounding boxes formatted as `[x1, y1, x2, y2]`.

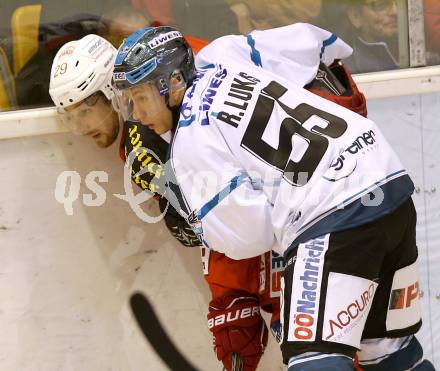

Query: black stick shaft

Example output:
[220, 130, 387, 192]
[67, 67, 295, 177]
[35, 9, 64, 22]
[130, 292, 199, 371]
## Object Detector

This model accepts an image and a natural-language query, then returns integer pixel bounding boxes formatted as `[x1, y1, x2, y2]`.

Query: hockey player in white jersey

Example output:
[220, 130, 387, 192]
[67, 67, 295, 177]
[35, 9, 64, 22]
[112, 24, 435, 371]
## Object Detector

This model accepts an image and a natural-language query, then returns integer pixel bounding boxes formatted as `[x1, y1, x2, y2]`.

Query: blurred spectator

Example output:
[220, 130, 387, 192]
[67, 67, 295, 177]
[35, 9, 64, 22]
[227, 0, 273, 33]
[38, 0, 130, 24]
[131, 0, 175, 26]
[0, 1, 132, 77]
[227, 0, 323, 34]
[170, 0, 239, 38]
[101, 6, 151, 48]
[342, 0, 399, 73]
[102, 5, 209, 54]
[424, 0, 440, 65]
[132, 0, 239, 40]
[275, 0, 323, 26]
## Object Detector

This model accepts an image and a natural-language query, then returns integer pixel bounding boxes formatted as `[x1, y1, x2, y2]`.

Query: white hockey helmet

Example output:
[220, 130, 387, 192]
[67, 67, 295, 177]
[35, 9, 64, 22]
[49, 34, 117, 109]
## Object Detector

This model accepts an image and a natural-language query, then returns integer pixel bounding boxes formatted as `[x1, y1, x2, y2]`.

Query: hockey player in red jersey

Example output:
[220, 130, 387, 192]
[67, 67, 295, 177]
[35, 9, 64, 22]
[112, 24, 435, 371]
[50, 29, 367, 370]
[48, 33, 277, 370]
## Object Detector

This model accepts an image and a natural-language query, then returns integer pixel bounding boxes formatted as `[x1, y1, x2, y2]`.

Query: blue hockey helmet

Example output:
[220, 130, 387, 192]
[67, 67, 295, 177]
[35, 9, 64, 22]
[112, 26, 195, 93]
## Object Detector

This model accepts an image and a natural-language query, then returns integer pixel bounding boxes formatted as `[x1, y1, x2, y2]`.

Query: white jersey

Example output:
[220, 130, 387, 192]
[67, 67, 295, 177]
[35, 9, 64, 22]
[196, 23, 353, 87]
[166, 25, 414, 260]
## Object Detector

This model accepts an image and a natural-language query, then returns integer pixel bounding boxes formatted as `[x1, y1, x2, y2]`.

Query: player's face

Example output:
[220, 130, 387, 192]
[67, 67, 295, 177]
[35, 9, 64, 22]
[130, 84, 173, 135]
[360, 0, 398, 40]
[63, 93, 119, 148]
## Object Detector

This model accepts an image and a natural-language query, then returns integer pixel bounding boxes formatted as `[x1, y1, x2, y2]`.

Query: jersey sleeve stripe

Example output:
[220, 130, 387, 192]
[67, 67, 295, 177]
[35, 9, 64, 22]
[319, 33, 338, 59]
[245, 34, 263, 67]
[198, 173, 248, 219]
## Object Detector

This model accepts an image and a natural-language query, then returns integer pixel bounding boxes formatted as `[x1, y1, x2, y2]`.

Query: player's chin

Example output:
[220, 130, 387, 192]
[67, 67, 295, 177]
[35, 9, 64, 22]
[140, 120, 155, 132]
[153, 127, 166, 135]
[152, 123, 170, 135]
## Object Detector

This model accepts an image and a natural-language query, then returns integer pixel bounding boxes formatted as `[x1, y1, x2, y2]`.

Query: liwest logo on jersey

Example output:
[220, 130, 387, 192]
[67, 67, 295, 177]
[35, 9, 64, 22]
[217, 72, 260, 128]
[288, 234, 329, 342]
[179, 70, 208, 127]
[199, 66, 227, 125]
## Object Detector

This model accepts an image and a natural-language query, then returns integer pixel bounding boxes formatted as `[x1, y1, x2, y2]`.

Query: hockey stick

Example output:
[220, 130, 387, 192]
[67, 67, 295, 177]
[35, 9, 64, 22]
[130, 292, 244, 371]
[129, 292, 199, 371]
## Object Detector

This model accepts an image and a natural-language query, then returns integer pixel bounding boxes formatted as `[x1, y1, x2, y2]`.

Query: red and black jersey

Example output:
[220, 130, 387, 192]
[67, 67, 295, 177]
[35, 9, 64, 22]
[119, 120, 169, 195]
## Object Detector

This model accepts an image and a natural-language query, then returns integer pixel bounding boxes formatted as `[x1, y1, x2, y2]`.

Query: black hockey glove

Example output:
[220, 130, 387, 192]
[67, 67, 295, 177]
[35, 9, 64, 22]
[159, 197, 201, 247]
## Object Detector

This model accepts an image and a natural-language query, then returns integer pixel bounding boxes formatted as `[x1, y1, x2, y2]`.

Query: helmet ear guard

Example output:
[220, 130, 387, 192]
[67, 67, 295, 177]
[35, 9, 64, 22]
[170, 69, 186, 90]
[167, 70, 187, 108]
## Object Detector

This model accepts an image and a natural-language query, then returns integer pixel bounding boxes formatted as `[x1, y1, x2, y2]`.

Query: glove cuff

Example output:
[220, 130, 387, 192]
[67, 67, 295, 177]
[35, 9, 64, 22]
[208, 296, 261, 332]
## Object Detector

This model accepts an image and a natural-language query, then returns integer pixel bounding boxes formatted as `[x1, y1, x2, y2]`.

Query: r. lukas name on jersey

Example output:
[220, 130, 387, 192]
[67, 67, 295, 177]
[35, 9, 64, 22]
[217, 71, 260, 128]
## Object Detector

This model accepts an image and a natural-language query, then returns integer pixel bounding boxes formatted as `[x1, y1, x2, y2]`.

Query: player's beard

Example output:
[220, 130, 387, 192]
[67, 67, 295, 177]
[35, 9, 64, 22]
[95, 125, 119, 148]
